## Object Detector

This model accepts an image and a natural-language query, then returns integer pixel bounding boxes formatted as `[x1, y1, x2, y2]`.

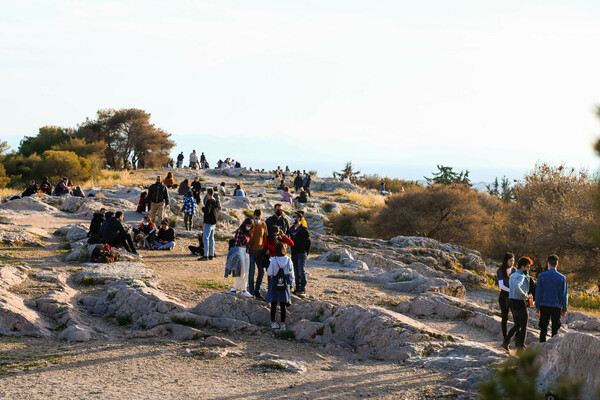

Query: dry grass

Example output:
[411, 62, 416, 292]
[334, 189, 385, 208]
[83, 170, 155, 189]
[0, 188, 18, 197]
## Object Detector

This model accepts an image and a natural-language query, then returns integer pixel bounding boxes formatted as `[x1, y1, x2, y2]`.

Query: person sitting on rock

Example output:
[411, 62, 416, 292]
[203, 186, 221, 209]
[280, 186, 293, 206]
[178, 179, 190, 196]
[266, 242, 295, 330]
[263, 225, 294, 257]
[21, 180, 38, 197]
[265, 204, 290, 236]
[136, 191, 149, 214]
[276, 179, 285, 191]
[234, 161, 241, 168]
[188, 227, 205, 256]
[181, 190, 196, 231]
[295, 187, 308, 204]
[72, 186, 85, 198]
[155, 219, 175, 250]
[218, 182, 227, 196]
[40, 177, 52, 195]
[101, 211, 140, 256]
[88, 207, 106, 238]
[233, 184, 245, 197]
[54, 177, 71, 196]
[379, 181, 389, 196]
[163, 172, 177, 189]
[132, 215, 157, 249]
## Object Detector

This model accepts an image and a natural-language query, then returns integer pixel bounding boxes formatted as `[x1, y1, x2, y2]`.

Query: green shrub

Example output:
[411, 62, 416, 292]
[168, 216, 177, 228]
[569, 292, 600, 312]
[274, 329, 296, 340]
[327, 252, 341, 262]
[77, 246, 90, 263]
[479, 348, 589, 400]
[326, 209, 374, 237]
[79, 275, 96, 286]
[322, 203, 335, 213]
[242, 209, 253, 218]
[356, 174, 419, 193]
[116, 310, 134, 326]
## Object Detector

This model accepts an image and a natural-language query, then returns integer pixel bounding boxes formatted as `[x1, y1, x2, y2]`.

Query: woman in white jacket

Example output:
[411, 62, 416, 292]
[266, 243, 295, 330]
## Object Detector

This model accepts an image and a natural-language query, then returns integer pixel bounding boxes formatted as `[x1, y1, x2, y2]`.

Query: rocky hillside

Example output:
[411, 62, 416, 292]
[0, 167, 599, 399]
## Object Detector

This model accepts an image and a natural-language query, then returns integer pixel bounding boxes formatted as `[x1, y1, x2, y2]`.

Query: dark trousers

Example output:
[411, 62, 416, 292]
[270, 301, 287, 323]
[292, 253, 307, 292]
[539, 306, 562, 342]
[248, 252, 264, 295]
[506, 299, 528, 348]
[108, 233, 136, 253]
[499, 291, 510, 339]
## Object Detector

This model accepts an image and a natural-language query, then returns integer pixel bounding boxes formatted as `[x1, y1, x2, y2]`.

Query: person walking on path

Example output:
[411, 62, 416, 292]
[497, 253, 515, 341]
[502, 257, 533, 352]
[229, 218, 254, 298]
[248, 209, 268, 299]
[535, 254, 568, 342]
[289, 211, 310, 296]
[266, 242, 295, 330]
[147, 176, 169, 225]
[265, 203, 290, 236]
[199, 188, 219, 261]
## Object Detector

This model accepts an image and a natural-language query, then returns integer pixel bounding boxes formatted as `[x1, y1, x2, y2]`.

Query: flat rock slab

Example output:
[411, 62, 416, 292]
[204, 336, 238, 347]
[256, 352, 308, 374]
[76, 262, 155, 284]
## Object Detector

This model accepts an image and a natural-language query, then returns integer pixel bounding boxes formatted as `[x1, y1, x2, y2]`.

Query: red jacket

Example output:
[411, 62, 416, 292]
[263, 236, 294, 257]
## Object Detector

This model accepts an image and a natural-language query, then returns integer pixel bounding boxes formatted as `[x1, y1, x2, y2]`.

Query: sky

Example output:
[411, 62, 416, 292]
[2, 0, 600, 182]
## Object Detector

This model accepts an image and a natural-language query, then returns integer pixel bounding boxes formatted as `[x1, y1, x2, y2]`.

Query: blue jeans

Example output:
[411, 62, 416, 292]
[292, 253, 307, 291]
[155, 241, 175, 250]
[248, 252, 264, 294]
[203, 223, 215, 257]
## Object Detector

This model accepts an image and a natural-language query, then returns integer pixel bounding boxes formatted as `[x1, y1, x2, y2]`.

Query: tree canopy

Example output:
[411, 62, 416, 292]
[425, 165, 471, 186]
[77, 108, 174, 169]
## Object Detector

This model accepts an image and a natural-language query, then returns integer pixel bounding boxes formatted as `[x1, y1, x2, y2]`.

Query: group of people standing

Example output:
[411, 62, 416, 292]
[170, 150, 208, 169]
[497, 253, 568, 352]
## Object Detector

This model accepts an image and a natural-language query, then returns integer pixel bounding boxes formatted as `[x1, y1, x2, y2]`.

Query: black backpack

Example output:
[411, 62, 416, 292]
[255, 248, 270, 269]
[273, 264, 288, 292]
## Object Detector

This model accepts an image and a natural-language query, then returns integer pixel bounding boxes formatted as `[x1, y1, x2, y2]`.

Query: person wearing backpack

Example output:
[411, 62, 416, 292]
[290, 211, 310, 295]
[266, 242, 295, 330]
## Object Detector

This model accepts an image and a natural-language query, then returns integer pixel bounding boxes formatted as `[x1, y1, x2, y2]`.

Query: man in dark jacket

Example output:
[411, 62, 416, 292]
[22, 180, 38, 197]
[293, 172, 304, 192]
[265, 204, 290, 235]
[101, 211, 139, 255]
[191, 177, 203, 204]
[54, 177, 71, 196]
[535, 254, 568, 342]
[290, 211, 310, 295]
[88, 208, 106, 237]
[147, 176, 169, 225]
[199, 188, 219, 261]
[177, 152, 184, 168]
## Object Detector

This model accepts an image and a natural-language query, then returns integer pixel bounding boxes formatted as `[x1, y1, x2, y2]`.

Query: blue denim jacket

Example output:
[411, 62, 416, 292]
[509, 269, 529, 300]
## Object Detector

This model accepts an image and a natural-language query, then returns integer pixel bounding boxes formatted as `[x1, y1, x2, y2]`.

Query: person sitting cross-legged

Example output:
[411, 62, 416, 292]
[132, 215, 157, 249]
[155, 219, 176, 250]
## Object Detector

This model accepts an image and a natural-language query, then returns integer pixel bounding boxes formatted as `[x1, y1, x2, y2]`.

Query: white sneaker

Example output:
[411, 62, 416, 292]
[241, 291, 252, 298]
[230, 288, 237, 293]
[280, 324, 287, 330]
[271, 322, 280, 329]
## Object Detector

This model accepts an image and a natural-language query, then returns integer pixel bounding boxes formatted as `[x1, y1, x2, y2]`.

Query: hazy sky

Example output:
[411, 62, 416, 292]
[2, 0, 600, 180]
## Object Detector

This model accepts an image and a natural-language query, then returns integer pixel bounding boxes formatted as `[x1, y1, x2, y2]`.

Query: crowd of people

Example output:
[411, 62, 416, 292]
[17, 177, 86, 198]
[496, 253, 568, 352]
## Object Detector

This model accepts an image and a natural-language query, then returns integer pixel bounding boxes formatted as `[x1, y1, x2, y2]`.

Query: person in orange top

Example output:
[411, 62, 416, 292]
[163, 172, 176, 188]
[248, 209, 269, 299]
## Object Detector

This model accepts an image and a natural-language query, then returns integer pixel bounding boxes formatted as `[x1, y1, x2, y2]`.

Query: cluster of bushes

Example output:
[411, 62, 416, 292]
[0, 108, 174, 189]
[356, 173, 420, 193]
[326, 163, 600, 289]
